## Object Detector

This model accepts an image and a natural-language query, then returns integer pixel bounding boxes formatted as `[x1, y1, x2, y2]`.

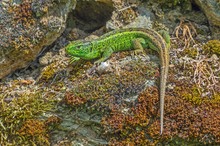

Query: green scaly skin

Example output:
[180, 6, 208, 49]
[66, 28, 170, 134]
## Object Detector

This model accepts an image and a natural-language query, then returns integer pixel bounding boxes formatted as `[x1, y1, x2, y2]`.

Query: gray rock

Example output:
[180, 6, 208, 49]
[193, 0, 220, 38]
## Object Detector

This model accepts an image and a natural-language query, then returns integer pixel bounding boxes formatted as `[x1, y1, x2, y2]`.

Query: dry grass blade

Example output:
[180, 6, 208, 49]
[192, 57, 220, 95]
[174, 20, 197, 48]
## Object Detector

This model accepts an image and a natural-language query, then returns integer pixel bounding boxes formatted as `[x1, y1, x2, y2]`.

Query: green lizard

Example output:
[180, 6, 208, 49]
[65, 28, 170, 134]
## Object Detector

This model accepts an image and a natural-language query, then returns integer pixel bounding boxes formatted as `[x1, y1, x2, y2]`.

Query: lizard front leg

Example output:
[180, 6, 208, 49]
[70, 56, 80, 63]
[94, 47, 114, 64]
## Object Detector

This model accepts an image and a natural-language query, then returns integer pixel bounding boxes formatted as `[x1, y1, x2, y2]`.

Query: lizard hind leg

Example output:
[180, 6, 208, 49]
[158, 30, 171, 49]
[132, 38, 146, 55]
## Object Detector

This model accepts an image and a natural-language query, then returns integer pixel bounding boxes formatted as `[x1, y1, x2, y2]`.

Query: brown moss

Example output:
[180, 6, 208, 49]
[17, 119, 52, 145]
[101, 73, 220, 145]
[44, 116, 62, 130]
[8, 0, 35, 28]
[45, 116, 61, 125]
[163, 92, 220, 144]
[18, 119, 47, 137]
[4, 0, 37, 64]
[109, 131, 156, 146]
[18, 120, 48, 145]
[154, 75, 220, 144]
[64, 91, 87, 106]
[102, 87, 159, 145]
[159, 37, 220, 144]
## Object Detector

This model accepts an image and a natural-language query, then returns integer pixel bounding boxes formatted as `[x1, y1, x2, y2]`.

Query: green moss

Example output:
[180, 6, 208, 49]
[38, 61, 68, 83]
[40, 62, 57, 82]
[0, 92, 56, 145]
[181, 85, 203, 105]
[175, 84, 220, 105]
[210, 94, 220, 104]
[181, 47, 198, 59]
[203, 40, 220, 56]
[153, 0, 191, 10]
[164, 136, 208, 146]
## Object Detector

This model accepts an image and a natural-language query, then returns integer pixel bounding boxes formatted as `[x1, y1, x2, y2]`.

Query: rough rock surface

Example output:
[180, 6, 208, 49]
[193, 0, 220, 38]
[0, 0, 76, 79]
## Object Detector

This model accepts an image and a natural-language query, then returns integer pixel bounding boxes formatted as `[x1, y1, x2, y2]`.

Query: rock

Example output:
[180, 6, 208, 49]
[193, 0, 220, 39]
[0, 0, 76, 79]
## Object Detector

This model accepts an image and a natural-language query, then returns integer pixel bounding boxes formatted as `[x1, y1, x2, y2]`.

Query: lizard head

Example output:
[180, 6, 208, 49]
[65, 40, 92, 59]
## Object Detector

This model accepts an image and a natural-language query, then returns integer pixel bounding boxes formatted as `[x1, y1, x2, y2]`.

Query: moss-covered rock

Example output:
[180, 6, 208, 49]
[0, 0, 76, 79]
